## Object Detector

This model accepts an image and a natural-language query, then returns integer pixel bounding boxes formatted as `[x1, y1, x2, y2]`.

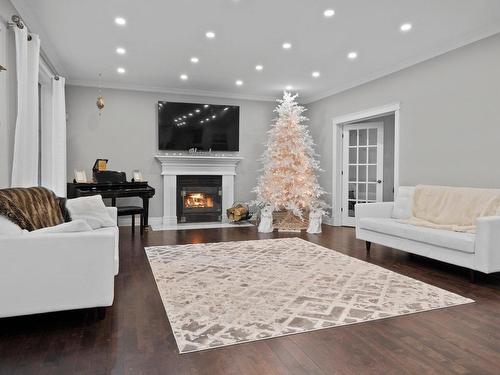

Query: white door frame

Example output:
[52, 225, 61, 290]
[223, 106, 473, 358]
[342, 122, 384, 226]
[331, 102, 400, 226]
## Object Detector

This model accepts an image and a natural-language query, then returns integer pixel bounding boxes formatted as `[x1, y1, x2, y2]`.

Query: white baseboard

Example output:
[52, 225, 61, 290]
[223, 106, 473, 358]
[118, 216, 163, 227]
[322, 216, 335, 226]
[118, 215, 336, 230]
[151, 221, 254, 231]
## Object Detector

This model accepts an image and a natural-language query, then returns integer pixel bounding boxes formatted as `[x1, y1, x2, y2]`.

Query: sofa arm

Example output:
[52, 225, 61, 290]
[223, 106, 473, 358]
[475, 216, 500, 274]
[0, 231, 115, 318]
[106, 206, 118, 226]
[355, 202, 394, 220]
[355, 202, 394, 237]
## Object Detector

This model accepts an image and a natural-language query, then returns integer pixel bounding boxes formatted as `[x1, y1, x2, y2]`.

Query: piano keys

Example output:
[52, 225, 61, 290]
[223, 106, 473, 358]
[67, 181, 155, 228]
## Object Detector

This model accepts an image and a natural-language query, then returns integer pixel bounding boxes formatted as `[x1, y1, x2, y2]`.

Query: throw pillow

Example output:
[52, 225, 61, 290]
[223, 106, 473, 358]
[66, 195, 116, 230]
[392, 186, 415, 219]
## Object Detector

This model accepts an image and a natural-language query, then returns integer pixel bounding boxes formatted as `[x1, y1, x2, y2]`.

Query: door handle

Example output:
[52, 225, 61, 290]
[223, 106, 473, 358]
[377, 180, 382, 184]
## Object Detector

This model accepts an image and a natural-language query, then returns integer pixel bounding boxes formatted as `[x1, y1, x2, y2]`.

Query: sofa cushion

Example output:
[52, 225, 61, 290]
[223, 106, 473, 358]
[359, 217, 475, 254]
[28, 219, 93, 235]
[392, 186, 415, 219]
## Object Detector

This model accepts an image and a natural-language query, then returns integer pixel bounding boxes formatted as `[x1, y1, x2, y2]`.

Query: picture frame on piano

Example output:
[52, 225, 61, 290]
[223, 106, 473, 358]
[74, 169, 88, 183]
[132, 170, 144, 182]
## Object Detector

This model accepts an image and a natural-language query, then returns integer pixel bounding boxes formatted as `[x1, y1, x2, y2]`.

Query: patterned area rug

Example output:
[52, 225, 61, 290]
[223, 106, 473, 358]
[145, 237, 473, 353]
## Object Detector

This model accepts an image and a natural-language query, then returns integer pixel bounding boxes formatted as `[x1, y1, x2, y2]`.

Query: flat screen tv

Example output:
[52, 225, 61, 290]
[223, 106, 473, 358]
[158, 101, 239, 151]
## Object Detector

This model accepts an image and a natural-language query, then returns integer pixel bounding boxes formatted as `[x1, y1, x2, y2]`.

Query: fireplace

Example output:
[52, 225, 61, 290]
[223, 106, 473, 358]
[177, 175, 222, 223]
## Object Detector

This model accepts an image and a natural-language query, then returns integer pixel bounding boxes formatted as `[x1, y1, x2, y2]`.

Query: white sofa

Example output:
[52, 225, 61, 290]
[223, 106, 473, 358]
[0, 207, 119, 318]
[355, 187, 500, 279]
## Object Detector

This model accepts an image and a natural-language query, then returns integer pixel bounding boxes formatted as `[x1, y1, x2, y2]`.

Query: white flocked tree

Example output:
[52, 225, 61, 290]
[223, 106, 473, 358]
[253, 92, 327, 225]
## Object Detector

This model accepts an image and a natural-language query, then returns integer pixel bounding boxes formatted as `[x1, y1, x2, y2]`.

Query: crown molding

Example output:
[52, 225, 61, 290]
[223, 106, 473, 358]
[66, 79, 277, 102]
[302, 25, 500, 104]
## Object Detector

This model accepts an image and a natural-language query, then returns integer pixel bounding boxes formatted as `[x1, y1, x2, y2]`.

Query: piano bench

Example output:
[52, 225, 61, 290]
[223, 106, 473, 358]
[117, 206, 144, 235]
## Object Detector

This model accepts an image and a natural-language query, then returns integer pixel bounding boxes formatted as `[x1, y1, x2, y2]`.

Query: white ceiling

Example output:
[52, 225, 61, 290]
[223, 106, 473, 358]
[12, 0, 500, 102]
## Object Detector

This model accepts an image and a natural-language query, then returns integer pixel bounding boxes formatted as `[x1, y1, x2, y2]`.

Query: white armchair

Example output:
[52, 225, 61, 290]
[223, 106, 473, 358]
[0, 207, 118, 318]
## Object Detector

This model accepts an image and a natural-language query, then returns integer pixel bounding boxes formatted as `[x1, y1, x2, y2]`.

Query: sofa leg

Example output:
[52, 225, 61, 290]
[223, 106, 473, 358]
[96, 307, 107, 320]
[365, 241, 371, 255]
[469, 270, 477, 283]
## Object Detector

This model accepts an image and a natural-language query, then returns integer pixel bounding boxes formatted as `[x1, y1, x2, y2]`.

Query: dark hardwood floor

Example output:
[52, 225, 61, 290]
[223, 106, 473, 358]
[1, 225, 499, 375]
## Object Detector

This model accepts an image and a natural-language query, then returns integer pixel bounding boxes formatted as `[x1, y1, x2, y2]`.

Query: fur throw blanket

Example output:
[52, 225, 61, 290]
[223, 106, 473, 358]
[0, 187, 70, 231]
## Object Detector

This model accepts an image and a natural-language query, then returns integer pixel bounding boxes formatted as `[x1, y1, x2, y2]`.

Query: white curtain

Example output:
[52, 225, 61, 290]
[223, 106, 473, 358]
[41, 77, 67, 196]
[11, 27, 40, 187]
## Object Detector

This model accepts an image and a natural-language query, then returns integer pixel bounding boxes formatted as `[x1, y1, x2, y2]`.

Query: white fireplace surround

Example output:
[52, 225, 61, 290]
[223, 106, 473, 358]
[155, 154, 243, 226]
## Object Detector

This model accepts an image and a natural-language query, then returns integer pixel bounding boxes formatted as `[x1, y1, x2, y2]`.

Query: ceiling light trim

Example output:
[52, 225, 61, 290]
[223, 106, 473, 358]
[302, 24, 500, 104]
[66, 79, 277, 102]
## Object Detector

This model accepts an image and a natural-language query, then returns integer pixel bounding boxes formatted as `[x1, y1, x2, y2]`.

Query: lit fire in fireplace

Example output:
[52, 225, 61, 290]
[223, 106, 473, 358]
[184, 193, 214, 208]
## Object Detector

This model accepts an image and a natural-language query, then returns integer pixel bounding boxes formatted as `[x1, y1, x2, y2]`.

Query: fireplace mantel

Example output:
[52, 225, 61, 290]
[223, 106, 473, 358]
[155, 154, 243, 176]
[155, 154, 243, 225]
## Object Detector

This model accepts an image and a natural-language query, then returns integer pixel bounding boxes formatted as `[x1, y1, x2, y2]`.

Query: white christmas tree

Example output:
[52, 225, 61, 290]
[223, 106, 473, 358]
[253, 92, 327, 221]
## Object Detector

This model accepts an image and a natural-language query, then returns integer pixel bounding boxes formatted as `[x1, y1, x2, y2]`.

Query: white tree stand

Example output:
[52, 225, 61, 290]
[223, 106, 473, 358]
[258, 206, 274, 233]
[307, 209, 322, 234]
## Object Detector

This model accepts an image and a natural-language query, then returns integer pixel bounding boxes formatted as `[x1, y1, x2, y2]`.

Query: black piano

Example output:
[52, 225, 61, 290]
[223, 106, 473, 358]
[67, 180, 155, 227]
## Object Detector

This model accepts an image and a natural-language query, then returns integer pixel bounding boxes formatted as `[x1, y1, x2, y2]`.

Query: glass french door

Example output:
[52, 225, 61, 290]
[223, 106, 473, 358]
[342, 123, 384, 226]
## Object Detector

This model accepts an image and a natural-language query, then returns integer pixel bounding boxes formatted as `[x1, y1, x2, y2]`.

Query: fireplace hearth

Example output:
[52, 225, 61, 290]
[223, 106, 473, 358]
[177, 175, 222, 223]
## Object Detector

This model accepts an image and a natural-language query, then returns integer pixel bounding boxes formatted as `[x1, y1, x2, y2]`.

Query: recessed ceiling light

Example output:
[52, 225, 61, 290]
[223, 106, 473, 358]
[285, 85, 293, 90]
[400, 23, 412, 32]
[180, 74, 188, 80]
[190, 57, 199, 63]
[224, 107, 229, 111]
[114, 17, 126, 26]
[188, 113, 193, 116]
[116, 47, 126, 55]
[255, 64, 263, 71]
[235, 80, 243, 86]
[282, 42, 292, 49]
[195, 109, 201, 112]
[117, 67, 126, 74]
[312, 71, 320, 78]
[323, 9, 335, 17]
[205, 31, 215, 39]
[204, 104, 209, 108]
[347, 51, 358, 60]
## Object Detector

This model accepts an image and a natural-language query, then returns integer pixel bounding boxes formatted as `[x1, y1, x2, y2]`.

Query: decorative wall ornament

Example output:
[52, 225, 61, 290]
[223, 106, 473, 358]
[96, 96, 104, 112]
[96, 73, 104, 114]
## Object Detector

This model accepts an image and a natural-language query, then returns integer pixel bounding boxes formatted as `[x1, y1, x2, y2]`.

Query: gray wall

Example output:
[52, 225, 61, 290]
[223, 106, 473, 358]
[65, 85, 275, 217]
[0, 0, 17, 188]
[307, 33, 500, 204]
